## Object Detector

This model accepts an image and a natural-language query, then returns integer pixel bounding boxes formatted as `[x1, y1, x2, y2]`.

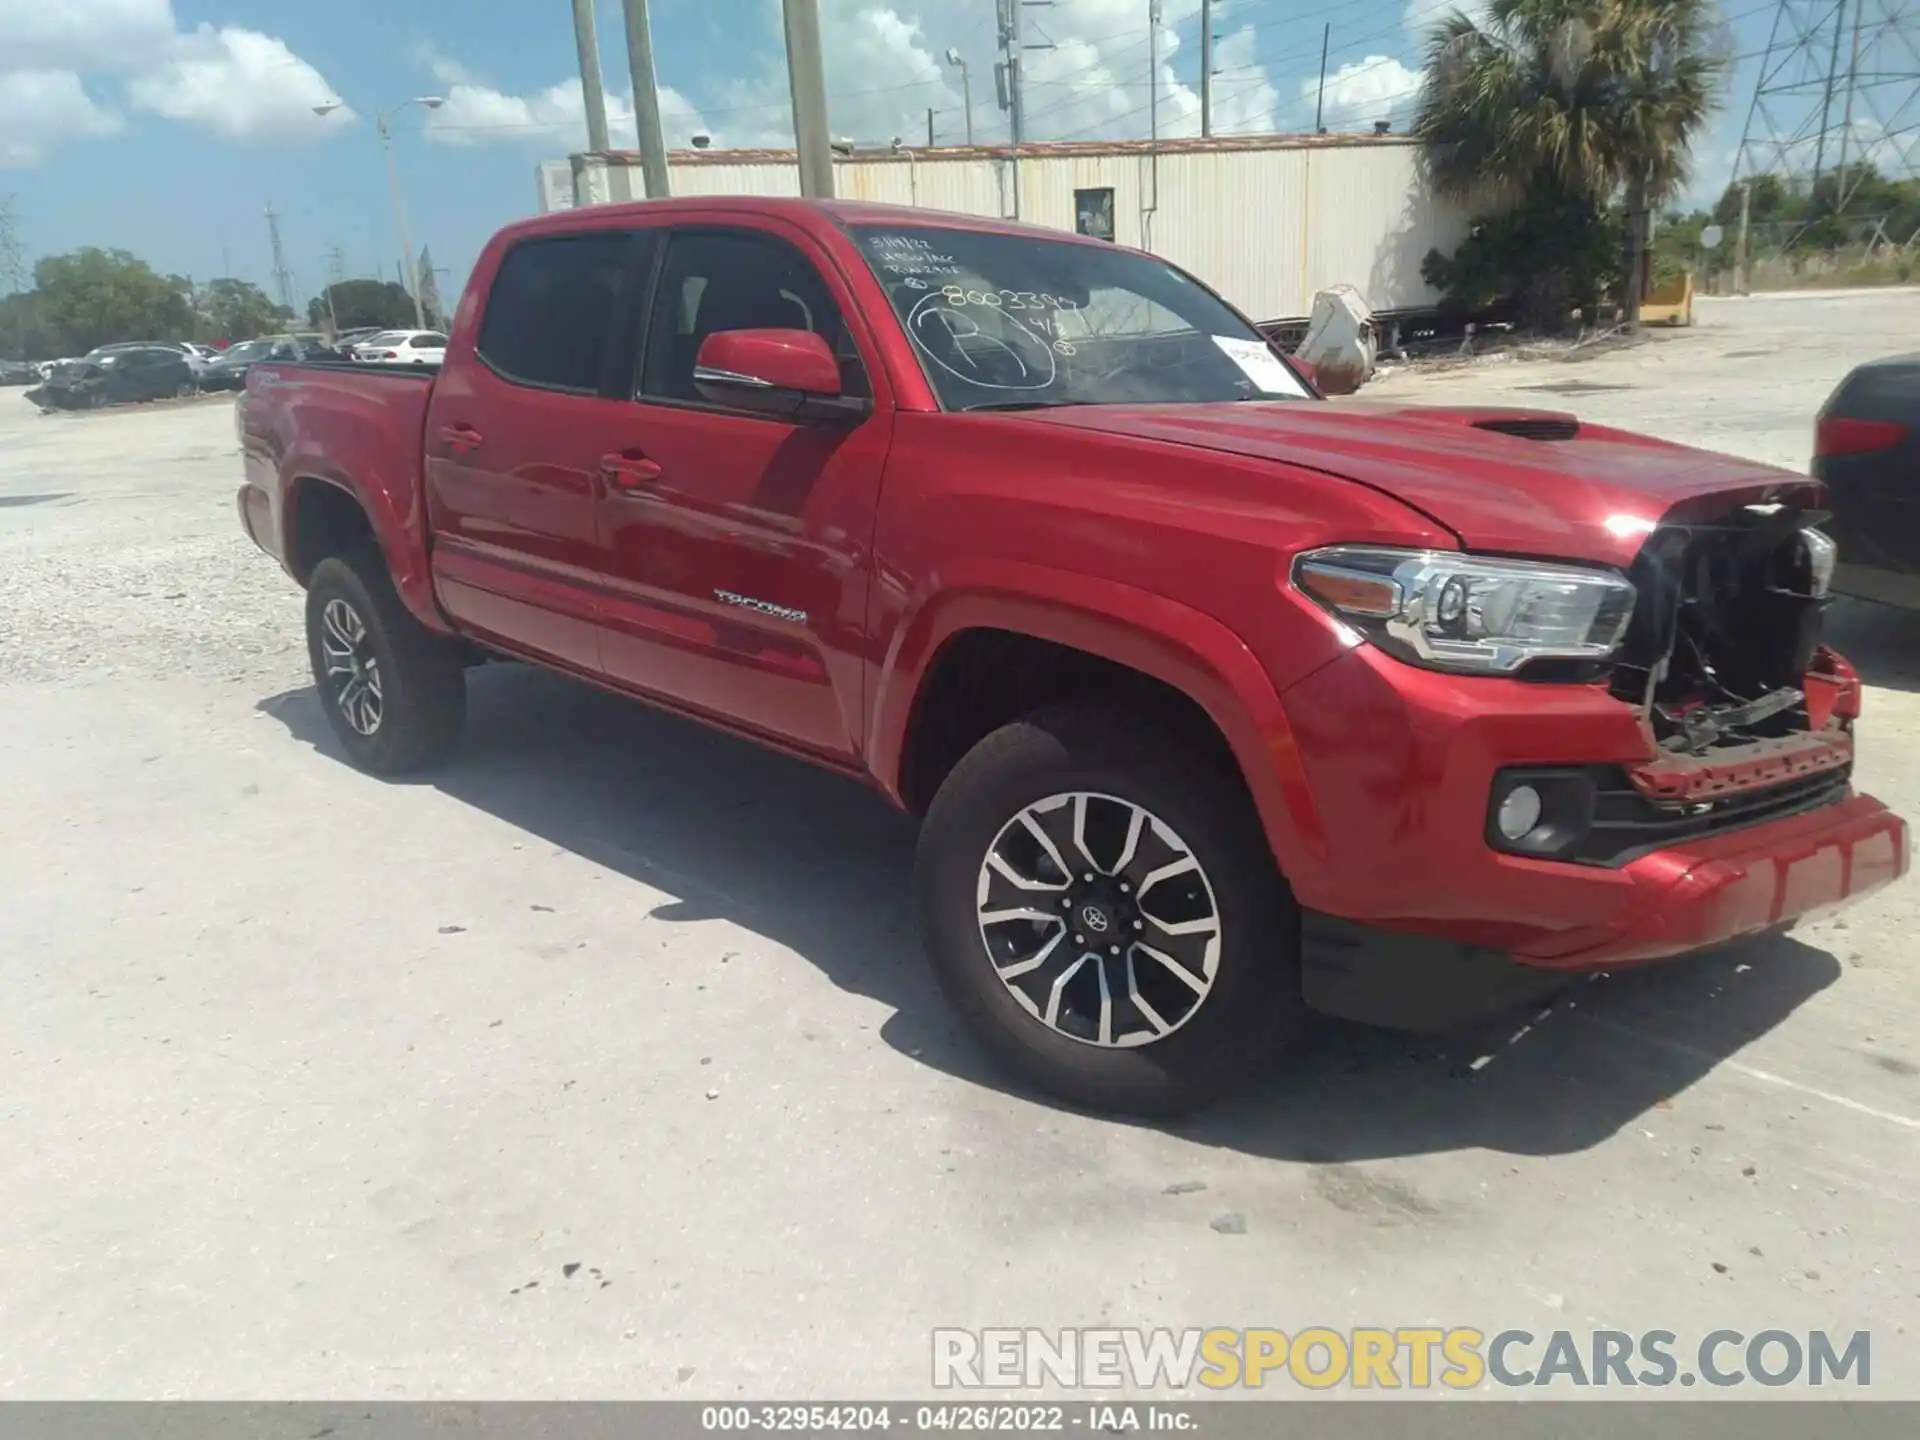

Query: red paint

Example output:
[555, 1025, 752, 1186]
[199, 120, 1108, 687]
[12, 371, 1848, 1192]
[236, 195, 1908, 984]
[696, 329, 843, 395]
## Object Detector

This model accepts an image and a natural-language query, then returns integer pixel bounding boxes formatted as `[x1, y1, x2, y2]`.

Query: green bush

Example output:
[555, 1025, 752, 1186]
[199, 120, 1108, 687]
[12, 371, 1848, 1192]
[1422, 193, 1622, 332]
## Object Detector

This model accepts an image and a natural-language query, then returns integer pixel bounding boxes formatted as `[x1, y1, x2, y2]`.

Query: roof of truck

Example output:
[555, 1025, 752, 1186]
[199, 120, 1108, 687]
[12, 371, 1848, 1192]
[503, 195, 1106, 248]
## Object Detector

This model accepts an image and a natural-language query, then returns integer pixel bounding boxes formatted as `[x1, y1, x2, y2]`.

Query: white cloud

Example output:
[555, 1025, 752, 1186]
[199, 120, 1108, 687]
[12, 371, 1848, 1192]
[0, 0, 176, 73]
[1403, 0, 1491, 39]
[1304, 55, 1423, 129]
[0, 69, 123, 168]
[420, 56, 709, 152]
[126, 24, 353, 142]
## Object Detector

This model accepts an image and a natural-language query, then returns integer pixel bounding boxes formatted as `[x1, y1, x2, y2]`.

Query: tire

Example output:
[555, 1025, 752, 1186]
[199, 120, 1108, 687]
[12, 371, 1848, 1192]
[916, 702, 1304, 1116]
[304, 549, 465, 775]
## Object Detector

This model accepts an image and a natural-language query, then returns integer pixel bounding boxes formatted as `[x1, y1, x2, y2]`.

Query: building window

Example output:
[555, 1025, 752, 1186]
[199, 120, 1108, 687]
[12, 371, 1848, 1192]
[1074, 188, 1116, 242]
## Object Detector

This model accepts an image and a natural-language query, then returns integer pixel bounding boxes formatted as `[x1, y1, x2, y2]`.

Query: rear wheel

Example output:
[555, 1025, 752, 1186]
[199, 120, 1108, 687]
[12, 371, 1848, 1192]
[916, 703, 1303, 1115]
[305, 550, 465, 775]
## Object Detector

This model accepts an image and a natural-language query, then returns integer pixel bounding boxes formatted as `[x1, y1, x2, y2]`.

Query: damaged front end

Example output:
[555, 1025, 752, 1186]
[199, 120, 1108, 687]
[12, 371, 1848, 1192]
[1592, 500, 1859, 845]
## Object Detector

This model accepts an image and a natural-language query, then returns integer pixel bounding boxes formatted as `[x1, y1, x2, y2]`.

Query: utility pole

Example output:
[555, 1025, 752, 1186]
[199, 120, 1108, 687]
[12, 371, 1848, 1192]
[618, 0, 672, 198]
[1148, 0, 1161, 146]
[1314, 23, 1331, 133]
[1199, 0, 1213, 138]
[945, 49, 974, 145]
[322, 243, 346, 333]
[571, 0, 631, 201]
[572, 0, 613, 155]
[784, 0, 835, 198]
[264, 204, 295, 315]
[927, 108, 936, 146]
[1735, 179, 1753, 293]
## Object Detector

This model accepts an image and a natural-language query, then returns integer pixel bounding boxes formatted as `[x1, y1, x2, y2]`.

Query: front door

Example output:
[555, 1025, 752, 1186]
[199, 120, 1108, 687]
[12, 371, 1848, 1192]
[425, 228, 653, 676]
[593, 222, 893, 765]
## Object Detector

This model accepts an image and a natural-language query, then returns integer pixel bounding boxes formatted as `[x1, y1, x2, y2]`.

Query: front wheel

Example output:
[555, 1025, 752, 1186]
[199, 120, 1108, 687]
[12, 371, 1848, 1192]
[305, 551, 465, 775]
[915, 703, 1303, 1115]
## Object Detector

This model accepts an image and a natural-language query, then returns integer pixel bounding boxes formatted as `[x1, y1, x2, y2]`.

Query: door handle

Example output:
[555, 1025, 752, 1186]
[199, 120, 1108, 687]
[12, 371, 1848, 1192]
[601, 451, 664, 490]
[439, 423, 484, 455]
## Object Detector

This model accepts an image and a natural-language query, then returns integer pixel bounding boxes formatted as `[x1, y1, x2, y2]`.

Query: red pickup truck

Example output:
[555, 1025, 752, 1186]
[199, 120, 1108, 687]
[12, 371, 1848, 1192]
[238, 196, 1906, 1114]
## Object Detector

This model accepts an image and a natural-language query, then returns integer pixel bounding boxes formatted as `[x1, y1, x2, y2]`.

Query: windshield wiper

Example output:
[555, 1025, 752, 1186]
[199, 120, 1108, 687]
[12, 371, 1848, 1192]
[959, 399, 1082, 413]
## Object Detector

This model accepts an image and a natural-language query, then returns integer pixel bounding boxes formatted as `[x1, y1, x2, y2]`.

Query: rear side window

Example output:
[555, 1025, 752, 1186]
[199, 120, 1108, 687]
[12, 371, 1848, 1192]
[478, 233, 635, 393]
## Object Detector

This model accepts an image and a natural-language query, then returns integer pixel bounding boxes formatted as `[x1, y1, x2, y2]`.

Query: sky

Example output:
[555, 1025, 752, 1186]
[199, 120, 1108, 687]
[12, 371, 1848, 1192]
[0, 1, 1832, 308]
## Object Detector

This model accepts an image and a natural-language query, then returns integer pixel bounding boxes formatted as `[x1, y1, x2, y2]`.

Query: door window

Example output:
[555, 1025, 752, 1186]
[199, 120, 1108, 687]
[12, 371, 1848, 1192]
[638, 229, 868, 404]
[477, 232, 636, 394]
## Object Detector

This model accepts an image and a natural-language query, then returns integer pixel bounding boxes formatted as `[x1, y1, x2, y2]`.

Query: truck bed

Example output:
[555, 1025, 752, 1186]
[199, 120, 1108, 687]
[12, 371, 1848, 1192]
[236, 360, 438, 582]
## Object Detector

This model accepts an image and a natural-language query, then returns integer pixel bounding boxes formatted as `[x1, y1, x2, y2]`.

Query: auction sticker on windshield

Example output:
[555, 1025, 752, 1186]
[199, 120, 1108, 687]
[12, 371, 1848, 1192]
[1211, 335, 1309, 398]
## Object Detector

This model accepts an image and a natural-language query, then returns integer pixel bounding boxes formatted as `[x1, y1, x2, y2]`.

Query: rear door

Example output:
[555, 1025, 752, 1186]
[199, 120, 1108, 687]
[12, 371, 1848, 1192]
[424, 227, 654, 676]
[592, 220, 893, 764]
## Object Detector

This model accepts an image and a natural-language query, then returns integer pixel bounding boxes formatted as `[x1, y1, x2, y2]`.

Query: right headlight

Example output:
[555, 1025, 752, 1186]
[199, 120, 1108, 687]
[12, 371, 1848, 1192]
[1293, 545, 1637, 676]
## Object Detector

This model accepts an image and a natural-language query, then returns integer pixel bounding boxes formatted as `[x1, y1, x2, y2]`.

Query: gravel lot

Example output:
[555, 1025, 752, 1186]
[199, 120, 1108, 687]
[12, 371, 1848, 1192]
[3, 290, 1919, 1399]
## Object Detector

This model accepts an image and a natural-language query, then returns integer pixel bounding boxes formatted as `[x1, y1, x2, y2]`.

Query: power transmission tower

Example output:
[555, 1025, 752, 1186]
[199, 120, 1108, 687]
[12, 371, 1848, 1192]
[0, 195, 28, 296]
[264, 204, 297, 313]
[1732, 0, 1920, 213]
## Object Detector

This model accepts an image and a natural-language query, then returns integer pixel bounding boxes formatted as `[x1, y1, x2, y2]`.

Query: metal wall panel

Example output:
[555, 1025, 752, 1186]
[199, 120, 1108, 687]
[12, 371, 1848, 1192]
[566, 140, 1467, 323]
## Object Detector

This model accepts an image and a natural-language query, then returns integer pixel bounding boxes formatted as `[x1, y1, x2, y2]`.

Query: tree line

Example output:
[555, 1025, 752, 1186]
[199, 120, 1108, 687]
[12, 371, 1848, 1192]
[1412, 0, 1917, 328]
[0, 246, 424, 362]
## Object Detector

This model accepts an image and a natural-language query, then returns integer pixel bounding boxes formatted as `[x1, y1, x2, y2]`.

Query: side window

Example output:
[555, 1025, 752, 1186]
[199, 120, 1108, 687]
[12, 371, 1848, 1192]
[477, 232, 635, 393]
[638, 229, 868, 404]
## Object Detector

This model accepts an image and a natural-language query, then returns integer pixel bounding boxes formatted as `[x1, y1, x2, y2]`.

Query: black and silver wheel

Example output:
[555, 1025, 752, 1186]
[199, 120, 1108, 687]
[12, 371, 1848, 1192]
[304, 550, 465, 775]
[917, 703, 1302, 1115]
[318, 598, 385, 737]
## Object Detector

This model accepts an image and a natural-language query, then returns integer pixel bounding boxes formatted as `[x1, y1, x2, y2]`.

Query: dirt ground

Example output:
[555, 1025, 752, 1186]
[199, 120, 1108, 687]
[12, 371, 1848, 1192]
[2, 289, 1918, 1399]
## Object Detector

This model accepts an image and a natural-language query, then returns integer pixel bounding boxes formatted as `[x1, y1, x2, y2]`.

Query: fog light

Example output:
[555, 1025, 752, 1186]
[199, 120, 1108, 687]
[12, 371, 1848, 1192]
[1496, 785, 1543, 841]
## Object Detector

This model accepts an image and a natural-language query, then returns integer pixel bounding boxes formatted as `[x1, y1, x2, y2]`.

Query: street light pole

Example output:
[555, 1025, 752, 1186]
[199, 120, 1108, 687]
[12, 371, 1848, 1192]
[945, 48, 974, 146]
[315, 96, 443, 331]
[377, 116, 427, 330]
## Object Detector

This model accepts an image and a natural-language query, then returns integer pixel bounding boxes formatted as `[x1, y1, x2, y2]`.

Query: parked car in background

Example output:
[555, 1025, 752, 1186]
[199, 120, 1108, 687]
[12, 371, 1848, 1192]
[1816, 354, 1920, 609]
[0, 358, 39, 386]
[332, 327, 385, 351]
[350, 330, 447, 366]
[26, 345, 196, 410]
[200, 335, 340, 391]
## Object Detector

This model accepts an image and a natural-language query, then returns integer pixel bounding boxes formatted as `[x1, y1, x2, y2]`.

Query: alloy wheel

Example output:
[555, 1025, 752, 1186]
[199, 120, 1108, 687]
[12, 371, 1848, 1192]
[319, 597, 385, 736]
[975, 791, 1222, 1048]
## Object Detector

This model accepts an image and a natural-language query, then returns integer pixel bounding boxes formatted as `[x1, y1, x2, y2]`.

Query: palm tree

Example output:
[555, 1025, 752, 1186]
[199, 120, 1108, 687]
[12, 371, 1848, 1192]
[1413, 0, 1722, 327]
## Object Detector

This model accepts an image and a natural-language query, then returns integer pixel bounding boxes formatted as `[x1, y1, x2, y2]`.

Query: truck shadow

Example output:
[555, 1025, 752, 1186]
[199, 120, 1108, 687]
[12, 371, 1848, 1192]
[257, 662, 1843, 1163]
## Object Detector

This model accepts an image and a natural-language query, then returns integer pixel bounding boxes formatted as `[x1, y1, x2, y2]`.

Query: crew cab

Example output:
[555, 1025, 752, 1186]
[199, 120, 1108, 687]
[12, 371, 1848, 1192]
[236, 197, 1907, 1115]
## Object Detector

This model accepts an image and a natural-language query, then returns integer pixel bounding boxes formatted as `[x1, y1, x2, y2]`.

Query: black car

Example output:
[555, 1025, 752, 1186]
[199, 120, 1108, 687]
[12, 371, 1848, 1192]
[25, 346, 196, 411]
[199, 336, 339, 391]
[1816, 354, 1920, 608]
[0, 358, 39, 386]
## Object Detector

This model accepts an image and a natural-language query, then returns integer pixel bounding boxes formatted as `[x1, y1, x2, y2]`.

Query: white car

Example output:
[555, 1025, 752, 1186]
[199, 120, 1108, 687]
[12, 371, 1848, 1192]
[351, 330, 447, 366]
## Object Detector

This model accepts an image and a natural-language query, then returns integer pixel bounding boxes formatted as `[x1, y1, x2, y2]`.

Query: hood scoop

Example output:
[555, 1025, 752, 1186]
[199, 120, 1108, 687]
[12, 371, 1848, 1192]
[1473, 415, 1581, 442]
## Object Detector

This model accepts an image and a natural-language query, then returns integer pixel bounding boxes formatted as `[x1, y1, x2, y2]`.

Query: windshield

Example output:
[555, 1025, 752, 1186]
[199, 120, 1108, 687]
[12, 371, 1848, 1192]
[850, 224, 1309, 411]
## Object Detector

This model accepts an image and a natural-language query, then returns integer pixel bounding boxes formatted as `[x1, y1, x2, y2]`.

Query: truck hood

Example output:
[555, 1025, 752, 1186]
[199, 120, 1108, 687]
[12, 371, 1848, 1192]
[1025, 400, 1825, 568]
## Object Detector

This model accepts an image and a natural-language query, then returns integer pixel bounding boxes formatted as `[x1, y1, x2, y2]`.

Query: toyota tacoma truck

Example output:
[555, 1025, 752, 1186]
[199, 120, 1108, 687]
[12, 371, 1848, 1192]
[237, 197, 1907, 1115]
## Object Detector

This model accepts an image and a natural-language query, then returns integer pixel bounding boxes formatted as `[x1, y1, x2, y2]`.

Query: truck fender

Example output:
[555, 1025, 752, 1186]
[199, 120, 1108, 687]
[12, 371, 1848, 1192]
[281, 446, 449, 635]
[870, 558, 1329, 878]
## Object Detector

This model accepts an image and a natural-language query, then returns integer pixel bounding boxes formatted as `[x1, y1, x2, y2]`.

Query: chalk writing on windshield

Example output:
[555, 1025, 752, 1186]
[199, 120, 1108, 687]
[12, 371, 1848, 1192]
[865, 233, 963, 277]
[904, 289, 1064, 391]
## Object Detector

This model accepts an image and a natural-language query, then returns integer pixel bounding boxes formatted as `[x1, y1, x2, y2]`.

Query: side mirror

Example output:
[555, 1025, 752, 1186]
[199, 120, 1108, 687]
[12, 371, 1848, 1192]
[693, 329, 870, 422]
